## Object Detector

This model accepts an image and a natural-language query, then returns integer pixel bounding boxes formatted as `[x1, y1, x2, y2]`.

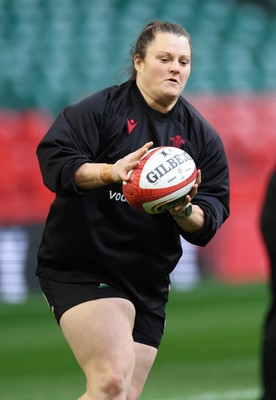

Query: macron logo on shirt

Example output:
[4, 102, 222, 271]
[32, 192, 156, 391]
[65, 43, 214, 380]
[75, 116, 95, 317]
[127, 118, 138, 134]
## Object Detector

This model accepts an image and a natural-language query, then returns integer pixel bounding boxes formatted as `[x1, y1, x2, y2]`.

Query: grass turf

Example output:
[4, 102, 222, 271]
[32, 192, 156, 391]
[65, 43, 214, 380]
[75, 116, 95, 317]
[0, 280, 269, 400]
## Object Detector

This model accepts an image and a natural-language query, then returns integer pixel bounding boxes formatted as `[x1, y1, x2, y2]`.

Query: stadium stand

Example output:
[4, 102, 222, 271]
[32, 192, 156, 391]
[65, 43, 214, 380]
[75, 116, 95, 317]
[0, 0, 276, 112]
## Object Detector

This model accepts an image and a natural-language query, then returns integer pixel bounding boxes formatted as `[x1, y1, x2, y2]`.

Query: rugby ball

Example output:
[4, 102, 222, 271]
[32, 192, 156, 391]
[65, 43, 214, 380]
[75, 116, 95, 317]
[122, 146, 197, 214]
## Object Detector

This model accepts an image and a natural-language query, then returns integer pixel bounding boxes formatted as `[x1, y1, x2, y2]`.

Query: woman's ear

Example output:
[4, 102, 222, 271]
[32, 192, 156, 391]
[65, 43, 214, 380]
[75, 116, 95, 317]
[134, 54, 142, 72]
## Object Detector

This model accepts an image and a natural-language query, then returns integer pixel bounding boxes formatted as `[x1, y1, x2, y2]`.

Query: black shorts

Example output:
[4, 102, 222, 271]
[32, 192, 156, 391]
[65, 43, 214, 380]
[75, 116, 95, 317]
[39, 277, 166, 349]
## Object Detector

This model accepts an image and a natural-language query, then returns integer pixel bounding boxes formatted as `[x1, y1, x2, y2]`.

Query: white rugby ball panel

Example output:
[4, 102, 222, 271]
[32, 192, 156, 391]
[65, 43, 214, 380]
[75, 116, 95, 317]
[139, 147, 196, 190]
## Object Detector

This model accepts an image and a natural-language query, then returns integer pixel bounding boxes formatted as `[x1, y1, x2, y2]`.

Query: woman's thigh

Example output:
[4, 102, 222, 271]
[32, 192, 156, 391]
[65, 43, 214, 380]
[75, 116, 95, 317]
[127, 342, 157, 399]
[60, 298, 136, 376]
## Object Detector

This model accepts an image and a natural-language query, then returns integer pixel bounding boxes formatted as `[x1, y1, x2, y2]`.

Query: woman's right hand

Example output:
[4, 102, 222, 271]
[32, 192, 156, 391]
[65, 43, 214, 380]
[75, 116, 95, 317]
[111, 141, 153, 182]
[74, 142, 153, 189]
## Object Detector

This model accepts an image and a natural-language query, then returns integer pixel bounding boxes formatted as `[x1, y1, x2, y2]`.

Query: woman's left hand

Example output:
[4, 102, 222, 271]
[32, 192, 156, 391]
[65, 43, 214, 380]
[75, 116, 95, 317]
[169, 169, 201, 217]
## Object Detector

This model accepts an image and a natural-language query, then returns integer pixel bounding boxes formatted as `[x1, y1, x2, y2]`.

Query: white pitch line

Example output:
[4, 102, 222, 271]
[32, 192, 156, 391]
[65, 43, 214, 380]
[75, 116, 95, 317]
[183, 388, 260, 400]
[151, 388, 260, 400]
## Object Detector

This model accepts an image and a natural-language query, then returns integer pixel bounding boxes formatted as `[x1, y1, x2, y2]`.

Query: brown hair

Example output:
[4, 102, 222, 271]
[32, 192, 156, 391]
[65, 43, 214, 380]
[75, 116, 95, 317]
[128, 20, 191, 80]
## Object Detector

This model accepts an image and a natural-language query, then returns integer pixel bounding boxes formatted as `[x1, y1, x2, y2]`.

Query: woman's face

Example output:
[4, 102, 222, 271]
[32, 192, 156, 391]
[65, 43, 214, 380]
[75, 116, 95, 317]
[134, 32, 191, 111]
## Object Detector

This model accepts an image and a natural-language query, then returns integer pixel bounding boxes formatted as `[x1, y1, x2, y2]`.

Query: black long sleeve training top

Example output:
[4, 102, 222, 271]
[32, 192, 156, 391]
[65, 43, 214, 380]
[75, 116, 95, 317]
[36, 80, 229, 310]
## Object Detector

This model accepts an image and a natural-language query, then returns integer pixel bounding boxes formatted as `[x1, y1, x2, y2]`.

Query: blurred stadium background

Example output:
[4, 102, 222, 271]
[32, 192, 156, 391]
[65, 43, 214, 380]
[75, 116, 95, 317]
[0, 0, 276, 399]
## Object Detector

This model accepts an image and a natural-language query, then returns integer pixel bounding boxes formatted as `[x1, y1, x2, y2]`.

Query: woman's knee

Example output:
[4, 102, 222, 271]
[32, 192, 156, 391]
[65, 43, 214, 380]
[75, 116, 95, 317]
[86, 364, 134, 399]
[101, 371, 127, 397]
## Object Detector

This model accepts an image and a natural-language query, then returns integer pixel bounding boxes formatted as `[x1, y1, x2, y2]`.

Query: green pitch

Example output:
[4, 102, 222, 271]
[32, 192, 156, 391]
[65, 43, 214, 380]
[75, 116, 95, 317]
[0, 280, 269, 400]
